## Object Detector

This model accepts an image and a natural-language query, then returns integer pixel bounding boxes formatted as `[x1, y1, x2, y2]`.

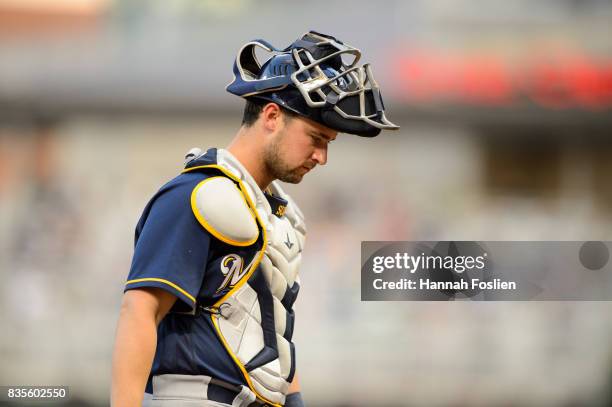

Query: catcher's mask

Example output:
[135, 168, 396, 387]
[226, 31, 399, 137]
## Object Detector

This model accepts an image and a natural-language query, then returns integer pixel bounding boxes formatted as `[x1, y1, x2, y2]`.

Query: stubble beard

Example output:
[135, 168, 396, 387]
[263, 133, 305, 184]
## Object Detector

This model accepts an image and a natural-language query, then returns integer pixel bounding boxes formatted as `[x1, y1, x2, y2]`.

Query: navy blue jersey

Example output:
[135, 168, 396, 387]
[124, 151, 265, 390]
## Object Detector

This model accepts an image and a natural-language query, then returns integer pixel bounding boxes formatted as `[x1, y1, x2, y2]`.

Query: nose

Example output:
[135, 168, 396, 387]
[311, 146, 328, 166]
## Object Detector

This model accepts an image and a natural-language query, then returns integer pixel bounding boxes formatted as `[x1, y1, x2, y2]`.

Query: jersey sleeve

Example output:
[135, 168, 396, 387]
[125, 174, 211, 313]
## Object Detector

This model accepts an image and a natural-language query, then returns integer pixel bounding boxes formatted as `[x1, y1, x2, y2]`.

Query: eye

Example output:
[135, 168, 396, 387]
[310, 135, 326, 146]
[309, 132, 334, 148]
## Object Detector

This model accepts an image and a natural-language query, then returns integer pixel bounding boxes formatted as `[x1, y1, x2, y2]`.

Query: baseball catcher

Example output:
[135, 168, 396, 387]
[111, 31, 398, 407]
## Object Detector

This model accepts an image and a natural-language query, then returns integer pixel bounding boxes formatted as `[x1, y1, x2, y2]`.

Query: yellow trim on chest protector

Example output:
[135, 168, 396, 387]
[183, 164, 279, 407]
[190, 176, 258, 247]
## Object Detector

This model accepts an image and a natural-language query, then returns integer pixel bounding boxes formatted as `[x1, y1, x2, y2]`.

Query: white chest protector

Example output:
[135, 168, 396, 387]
[190, 148, 306, 406]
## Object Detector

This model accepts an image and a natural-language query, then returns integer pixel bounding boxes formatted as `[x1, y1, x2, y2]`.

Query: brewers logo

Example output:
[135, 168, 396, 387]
[216, 254, 249, 293]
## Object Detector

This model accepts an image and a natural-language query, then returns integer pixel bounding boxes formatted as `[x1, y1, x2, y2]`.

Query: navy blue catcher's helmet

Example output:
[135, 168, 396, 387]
[226, 31, 399, 137]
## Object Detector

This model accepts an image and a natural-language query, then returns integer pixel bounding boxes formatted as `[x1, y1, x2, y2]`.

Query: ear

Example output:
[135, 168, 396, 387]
[260, 103, 283, 132]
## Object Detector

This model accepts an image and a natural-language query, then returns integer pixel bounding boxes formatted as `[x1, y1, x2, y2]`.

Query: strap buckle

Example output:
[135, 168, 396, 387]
[196, 303, 231, 319]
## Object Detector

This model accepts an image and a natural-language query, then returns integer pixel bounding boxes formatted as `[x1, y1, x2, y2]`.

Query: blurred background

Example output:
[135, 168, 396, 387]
[1, 0, 612, 406]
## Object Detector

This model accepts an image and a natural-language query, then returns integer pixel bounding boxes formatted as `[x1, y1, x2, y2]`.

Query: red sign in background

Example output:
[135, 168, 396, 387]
[392, 51, 612, 110]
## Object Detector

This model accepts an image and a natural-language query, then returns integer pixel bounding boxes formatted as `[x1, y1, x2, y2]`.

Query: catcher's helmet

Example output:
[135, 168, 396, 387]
[226, 31, 399, 137]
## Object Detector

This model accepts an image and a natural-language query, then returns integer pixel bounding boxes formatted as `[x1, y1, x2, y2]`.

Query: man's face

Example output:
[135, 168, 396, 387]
[263, 113, 337, 184]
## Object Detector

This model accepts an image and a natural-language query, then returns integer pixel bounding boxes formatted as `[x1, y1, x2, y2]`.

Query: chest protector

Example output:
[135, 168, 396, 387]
[185, 148, 306, 406]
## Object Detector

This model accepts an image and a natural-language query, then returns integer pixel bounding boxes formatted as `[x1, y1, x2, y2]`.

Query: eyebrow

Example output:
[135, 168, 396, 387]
[309, 130, 335, 141]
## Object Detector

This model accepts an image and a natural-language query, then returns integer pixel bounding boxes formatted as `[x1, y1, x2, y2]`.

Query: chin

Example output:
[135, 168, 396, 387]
[282, 176, 304, 184]
[279, 172, 305, 184]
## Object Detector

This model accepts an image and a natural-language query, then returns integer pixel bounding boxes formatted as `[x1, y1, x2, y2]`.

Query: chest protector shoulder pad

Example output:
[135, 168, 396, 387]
[191, 176, 259, 247]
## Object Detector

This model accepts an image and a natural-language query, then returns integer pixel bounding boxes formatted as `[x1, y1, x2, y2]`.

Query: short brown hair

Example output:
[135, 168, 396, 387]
[241, 99, 298, 127]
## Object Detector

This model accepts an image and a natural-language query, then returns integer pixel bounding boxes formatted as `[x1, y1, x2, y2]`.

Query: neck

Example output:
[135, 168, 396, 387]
[226, 126, 274, 190]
